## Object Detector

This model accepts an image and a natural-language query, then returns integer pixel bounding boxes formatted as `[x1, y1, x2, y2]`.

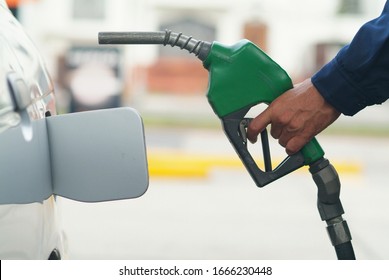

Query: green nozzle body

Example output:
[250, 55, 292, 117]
[204, 40, 292, 117]
[203, 40, 324, 164]
[98, 31, 324, 165]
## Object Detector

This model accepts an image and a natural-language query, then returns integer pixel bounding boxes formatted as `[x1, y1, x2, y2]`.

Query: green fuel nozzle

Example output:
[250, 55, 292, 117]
[98, 30, 355, 260]
[98, 30, 324, 187]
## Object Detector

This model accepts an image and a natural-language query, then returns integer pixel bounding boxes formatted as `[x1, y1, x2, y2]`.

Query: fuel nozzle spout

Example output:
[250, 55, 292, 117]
[98, 30, 212, 61]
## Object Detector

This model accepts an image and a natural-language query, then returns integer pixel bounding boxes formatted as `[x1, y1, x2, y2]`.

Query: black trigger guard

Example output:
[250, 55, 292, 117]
[221, 107, 305, 187]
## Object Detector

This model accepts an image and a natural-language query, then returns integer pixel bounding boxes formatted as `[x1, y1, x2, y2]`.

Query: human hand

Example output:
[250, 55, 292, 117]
[246, 78, 341, 155]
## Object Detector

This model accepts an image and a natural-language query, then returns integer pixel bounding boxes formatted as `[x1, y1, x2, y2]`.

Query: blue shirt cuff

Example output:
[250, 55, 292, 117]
[311, 58, 368, 116]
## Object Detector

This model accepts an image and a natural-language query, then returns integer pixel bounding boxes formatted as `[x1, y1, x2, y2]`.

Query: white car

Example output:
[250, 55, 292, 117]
[0, 0, 63, 259]
[0, 0, 148, 259]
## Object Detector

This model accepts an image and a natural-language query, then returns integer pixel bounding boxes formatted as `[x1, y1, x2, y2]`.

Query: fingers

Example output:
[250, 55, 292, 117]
[246, 109, 271, 143]
[247, 105, 308, 155]
[247, 106, 297, 148]
[275, 115, 302, 147]
[247, 110, 309, 155]
[285, 136, 310, 155]
[246, 78, 341, 155]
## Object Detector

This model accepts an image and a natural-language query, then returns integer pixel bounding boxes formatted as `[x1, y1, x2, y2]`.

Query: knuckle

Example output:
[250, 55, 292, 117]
[275, 111, 292, 126]
[287, 118, 301, 132]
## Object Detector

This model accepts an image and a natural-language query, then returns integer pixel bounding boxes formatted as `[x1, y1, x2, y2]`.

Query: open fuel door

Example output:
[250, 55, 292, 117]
[0, 107, 148, 204]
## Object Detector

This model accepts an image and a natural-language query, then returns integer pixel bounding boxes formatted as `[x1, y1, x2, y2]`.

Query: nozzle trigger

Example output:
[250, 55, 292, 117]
[260, 128, 272, 172]
[239, 118, 272, 172]
[222, 107, 305, 187]
[239, 118, 250, 146]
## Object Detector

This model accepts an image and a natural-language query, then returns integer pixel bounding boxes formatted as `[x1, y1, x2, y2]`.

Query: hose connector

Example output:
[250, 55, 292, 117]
[309, 158, 355, 260]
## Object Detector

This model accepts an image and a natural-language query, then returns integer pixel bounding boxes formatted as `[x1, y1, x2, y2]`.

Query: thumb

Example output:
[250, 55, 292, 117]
[247, 109, 272, 143]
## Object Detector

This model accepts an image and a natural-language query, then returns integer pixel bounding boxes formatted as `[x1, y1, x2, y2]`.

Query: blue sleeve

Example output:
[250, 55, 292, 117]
[311, 1, 389, 116]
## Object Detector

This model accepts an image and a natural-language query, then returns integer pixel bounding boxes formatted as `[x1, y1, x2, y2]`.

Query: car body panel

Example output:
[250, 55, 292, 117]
[0, 1, 64, 259]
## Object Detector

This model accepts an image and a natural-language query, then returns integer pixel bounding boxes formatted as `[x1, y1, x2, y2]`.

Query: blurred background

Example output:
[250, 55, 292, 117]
[12, 0, 388, 122]
[10, 0, 389, 259]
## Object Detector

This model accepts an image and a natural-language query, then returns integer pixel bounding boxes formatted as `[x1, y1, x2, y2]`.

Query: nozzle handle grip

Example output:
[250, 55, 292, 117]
[222, 107, 307, 187]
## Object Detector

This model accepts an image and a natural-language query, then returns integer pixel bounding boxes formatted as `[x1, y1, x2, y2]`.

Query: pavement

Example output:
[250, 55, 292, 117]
[57, 122, 389, 260]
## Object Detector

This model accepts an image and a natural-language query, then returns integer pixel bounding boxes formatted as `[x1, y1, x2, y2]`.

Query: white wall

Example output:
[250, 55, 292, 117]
[18, 0, 387, 81]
